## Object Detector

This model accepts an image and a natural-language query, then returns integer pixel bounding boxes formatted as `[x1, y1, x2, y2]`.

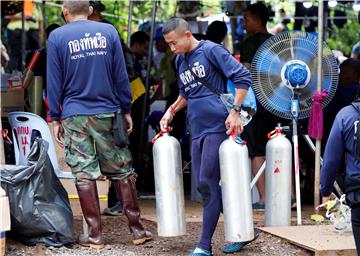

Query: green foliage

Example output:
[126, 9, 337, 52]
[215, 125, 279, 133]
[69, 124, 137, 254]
[43, 0, 358, 56]
[45, 2, 66, 27]
[44, 0, 177, 40]
[201, 0, 222, 16]
[327, 12, 360, 56]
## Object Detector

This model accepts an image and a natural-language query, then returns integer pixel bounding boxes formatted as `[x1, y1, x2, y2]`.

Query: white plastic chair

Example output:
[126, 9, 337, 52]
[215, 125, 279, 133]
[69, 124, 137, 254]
[8, 111, 73, 179]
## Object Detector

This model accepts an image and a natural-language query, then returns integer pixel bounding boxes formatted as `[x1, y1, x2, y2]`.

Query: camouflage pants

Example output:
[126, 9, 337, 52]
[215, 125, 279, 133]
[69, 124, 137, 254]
[62, 114, 135, 181]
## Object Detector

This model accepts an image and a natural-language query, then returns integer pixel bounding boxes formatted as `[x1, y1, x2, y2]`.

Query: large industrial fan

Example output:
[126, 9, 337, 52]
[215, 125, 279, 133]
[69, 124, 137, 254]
[251, 31, 339, 224]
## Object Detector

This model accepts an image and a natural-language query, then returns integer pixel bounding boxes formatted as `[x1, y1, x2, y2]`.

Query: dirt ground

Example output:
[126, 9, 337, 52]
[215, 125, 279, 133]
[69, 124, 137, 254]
[5, 205, 317, 256]
[2, 122, 322, 255]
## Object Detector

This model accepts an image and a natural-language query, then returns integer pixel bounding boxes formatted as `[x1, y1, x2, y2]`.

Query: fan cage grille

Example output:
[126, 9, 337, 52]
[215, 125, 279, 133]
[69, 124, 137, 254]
[251, 31, 338, 120]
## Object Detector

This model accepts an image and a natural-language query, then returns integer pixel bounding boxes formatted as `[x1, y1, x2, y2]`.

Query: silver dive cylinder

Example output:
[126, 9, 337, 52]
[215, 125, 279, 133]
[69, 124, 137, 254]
[265, 126, 292, 227]
[152, 132, 186, 236]
[219, 135, 254, 242]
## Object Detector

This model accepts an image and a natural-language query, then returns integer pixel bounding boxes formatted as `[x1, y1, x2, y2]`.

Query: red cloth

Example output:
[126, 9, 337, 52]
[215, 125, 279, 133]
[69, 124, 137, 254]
[308, 89, 328, 139]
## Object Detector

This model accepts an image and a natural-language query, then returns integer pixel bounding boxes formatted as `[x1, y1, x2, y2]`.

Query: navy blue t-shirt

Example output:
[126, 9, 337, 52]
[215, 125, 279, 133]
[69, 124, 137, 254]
[177, 40, 252, 139]
[320, 105, 360, 196]
[47, 20, 131, 121]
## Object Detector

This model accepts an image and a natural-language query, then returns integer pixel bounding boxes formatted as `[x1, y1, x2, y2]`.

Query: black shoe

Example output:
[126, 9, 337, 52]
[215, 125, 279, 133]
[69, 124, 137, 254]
[103, 201, 123, 216]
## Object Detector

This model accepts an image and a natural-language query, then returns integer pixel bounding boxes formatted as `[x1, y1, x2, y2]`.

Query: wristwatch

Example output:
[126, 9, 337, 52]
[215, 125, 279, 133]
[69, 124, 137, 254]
[232, 105, 242, 112]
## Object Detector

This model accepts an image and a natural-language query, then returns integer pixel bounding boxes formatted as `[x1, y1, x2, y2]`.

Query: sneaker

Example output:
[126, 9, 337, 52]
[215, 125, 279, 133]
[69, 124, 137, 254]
[103, 201, 123, 216]
[223, 229, 259, 254]
[252, 202, 265, 210]
[189, 247, 213, 256]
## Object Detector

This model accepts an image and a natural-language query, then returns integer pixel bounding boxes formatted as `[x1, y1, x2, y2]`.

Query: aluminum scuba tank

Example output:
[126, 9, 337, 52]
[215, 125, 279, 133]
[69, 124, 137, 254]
[152, 131, 186, 236]
[265, 125, 292, 227]
[219, 135, 254, 242]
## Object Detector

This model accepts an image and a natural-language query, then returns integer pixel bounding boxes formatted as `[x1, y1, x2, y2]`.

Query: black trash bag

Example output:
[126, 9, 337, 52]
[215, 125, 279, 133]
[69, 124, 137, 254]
[0, 138, 74, 247]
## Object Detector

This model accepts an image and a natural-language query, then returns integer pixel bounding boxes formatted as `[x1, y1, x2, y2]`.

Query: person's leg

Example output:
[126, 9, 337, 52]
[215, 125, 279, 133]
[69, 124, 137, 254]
[196, 133, 227, 252]
[189, 136, 211, 255]
[90, 114, 152, 245]
[115, 178, 153, 245]
[26, 29, 40, 51]
[103, 181, 123, 216]
[252, 156, 266, 205]
[8, 29, 23, 72]
[75, 173, 104, 249]
[191, 136, 202, 203]
[62, 116, 104, 249]
[351, 207, 360, 253]
[128, 94, 145, 171]
[241, 116, 265, 207]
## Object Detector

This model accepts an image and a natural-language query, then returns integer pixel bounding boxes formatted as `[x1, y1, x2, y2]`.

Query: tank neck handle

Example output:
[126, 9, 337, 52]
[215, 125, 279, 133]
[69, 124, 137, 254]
[151, 127, 172, 144]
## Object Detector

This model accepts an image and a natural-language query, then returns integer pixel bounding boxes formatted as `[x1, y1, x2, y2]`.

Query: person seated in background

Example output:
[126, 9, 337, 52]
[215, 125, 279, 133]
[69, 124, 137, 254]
[206, 20, 228, 45]
[323, 58, 360, 148]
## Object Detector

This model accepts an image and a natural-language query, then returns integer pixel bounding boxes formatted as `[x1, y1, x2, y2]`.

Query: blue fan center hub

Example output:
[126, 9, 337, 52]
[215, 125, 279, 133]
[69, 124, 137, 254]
[284, 63, 308, 87]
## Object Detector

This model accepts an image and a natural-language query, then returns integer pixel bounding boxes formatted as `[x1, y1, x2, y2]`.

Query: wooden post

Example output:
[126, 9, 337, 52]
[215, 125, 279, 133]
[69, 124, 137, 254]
[0, 119, 5, 165]
[314, 0, 324, 210]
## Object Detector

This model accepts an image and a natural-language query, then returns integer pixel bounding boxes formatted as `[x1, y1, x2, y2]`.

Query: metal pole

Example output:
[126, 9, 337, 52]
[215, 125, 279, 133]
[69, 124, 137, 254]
[145, 1, 157, 91]
[314, 0, 324, 210]
[127, 0, 134, 46]
[250, 162, 266, 189]
[21, 5, 26, 72]
[41, 1, 46, 47]
[0, 121, 5, 165]
[303, 134, 343, 196]
[29, 76, 43, 115]
[293, 118, 302, 225]
[303, 135, 322, 165]
[138, 1, 158, 172]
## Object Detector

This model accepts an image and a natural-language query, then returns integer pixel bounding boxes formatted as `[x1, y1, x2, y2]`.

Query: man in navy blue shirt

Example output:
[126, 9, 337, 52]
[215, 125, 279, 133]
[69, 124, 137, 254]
[160, 17, 253, 255]
[323, 58, 360, 149]
[47, 0, 152, 249]
[321, 95, 360, 252]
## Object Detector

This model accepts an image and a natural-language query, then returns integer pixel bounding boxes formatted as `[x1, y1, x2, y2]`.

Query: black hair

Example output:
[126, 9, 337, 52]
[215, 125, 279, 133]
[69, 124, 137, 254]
[246, 2, 270, 26]
[130, 31, 150, 47]
[206, 20, 228, 44]
[162, 17, 189, 35]
[89, 1, 105, 14]
[192, 33, 207, 41]
[340, 58, 360, 78]
[45, 24, 60, 38]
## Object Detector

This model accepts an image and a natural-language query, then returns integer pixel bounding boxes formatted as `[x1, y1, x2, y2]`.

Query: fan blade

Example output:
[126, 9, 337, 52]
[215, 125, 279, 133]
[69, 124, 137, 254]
[293, 47, 316, 64]
[293, 35, 317, 64]
[306, 76, 331, 92]
[268, 83, 292, 113]
[253, 48, 286, 76]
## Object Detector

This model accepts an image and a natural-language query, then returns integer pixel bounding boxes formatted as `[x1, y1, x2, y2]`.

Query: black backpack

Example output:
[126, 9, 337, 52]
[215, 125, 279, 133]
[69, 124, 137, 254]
[352, 98, 360, 161]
